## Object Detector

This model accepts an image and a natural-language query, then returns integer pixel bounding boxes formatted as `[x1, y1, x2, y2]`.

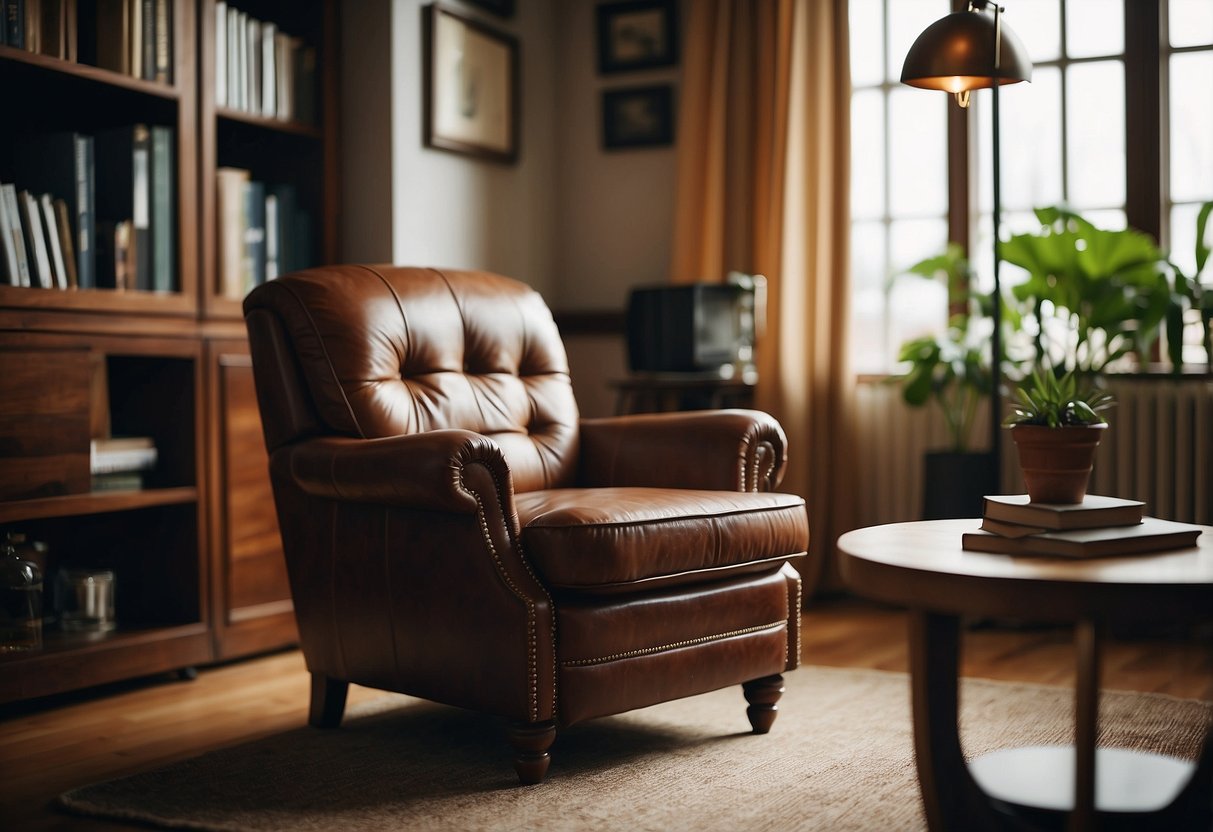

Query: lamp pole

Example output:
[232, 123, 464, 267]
[900, 0, 1031, 487]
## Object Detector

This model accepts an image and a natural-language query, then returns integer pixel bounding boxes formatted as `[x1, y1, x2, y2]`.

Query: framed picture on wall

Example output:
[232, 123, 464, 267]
[466, 0, 515, 17]
[423, 4, 519, 163]
[602, 85, 674, 150]
[596, 0, 678, 74]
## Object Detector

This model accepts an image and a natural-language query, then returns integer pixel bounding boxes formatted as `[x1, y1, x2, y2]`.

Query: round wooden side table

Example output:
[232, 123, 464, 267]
[837, 518, 1213, 832]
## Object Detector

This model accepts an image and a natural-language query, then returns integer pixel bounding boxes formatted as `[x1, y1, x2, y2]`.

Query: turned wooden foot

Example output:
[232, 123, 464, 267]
[308, 673, 348, 729]
[508, 720, 556, 785]
[743, 674, 785, 734]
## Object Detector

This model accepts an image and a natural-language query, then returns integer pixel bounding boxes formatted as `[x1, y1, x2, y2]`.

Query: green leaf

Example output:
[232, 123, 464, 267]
[1197, 201, 1213, 276]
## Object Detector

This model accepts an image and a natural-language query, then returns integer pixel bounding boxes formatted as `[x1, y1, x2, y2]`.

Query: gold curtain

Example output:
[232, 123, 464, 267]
[669, 0, 856, 593]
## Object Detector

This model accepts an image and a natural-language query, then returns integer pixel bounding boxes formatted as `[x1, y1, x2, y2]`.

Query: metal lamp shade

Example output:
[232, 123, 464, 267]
[901, 10, 1032, 92]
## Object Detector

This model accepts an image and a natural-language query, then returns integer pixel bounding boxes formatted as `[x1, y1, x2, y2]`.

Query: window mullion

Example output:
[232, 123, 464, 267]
[1124, 0, 1163, 241]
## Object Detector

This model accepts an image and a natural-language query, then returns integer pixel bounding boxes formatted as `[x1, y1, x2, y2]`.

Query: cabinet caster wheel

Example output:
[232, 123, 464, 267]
[177, 666, 199, 681]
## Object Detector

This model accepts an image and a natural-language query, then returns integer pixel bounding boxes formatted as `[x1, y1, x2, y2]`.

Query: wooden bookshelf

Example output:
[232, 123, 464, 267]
[0, 0, 338, 704]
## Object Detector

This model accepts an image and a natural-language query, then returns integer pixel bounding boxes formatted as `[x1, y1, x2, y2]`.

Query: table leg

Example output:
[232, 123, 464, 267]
[909, 610, 1007, 831]
[1069, 618, 1101, 832]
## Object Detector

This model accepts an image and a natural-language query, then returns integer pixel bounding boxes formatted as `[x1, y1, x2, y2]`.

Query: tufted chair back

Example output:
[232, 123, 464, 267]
[243, 265, 580, 493]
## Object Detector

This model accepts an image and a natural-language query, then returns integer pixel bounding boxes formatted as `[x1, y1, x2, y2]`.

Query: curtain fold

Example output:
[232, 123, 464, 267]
[669, 0, 855, 594]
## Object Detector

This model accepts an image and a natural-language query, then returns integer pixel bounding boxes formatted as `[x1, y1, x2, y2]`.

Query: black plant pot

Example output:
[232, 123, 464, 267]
[922, 451, 998, 520]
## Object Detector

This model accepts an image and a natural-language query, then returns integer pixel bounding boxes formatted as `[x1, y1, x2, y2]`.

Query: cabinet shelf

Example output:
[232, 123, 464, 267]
[0, 44, 183, 101]
[0, 487, 198, 525]
[217, 107, 322, 138]
[0, 285, 195, 316]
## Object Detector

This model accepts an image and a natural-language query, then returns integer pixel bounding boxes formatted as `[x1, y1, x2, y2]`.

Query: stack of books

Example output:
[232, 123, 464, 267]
[962, 494, 1203, 558]
[91, 436, 158, 491]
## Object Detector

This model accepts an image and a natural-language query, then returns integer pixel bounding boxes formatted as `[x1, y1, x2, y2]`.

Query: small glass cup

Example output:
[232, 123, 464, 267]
[55, 569, 116, 633]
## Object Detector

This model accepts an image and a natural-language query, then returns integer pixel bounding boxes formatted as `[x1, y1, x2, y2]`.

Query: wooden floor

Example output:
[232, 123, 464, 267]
[2, 598, 1210, 831]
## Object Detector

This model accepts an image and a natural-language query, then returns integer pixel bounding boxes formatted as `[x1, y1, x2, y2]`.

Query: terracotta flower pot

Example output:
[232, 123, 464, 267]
[1010, 424, 1107, 504]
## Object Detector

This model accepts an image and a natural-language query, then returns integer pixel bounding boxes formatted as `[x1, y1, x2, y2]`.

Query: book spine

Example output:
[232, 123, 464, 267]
[0, 183, 17, 284]
[19, 190, 52, 288]
[264, 192, 278, 281]
[261, 21, 275, 117]
[246, 16, 259, 115]
[39, 193, 67, 288]
[23, 0, 37, 54]
[5, 0, 24, 49]
[214, 1, 226, 107]
[131, 124, 150, 291]
[294, 41, 316, 125]
[140, 0, 154, 80]
[53, 198, 78, 288]
[75, 134, 95, 289]
[129, 0, 141, 79]
[243, 179, 265, 292]
[150, 125, 173, 292]
[2, 185, 31, 286]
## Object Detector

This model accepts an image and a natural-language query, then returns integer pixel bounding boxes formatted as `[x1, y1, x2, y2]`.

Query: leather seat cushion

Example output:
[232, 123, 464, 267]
[516, 487, 808, 592]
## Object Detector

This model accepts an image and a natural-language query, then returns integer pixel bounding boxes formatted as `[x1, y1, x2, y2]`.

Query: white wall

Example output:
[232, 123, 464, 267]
[551, 1, 680, 312]
[342, 0, 559, 299]
[340, 0, 682, 415]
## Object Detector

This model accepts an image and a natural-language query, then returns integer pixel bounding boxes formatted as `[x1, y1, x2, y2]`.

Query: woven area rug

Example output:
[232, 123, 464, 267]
[60, 666, 1211, 832]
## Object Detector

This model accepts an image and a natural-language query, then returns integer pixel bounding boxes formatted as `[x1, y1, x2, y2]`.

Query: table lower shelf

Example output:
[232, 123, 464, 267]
[969, 745, 1194, 813]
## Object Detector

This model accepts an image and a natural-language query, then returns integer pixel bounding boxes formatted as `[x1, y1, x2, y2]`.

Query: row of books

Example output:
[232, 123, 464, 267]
[962, 493, 1202, 558]
[0, 126, 175, 292]
[216, 168, 312, 300]
[215, 2, 316, 125]
[3, 0, 173, 84]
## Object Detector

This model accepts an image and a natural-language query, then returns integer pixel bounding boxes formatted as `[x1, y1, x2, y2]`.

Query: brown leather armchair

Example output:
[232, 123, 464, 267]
[243, 265, 809, 784]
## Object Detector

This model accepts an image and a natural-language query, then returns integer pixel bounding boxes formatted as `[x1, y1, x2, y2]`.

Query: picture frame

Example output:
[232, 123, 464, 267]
[596, 0, 678, 74]
[423, 4, 519, 164]
[466, 0, 515, 18]
[602, 85, 674, 150]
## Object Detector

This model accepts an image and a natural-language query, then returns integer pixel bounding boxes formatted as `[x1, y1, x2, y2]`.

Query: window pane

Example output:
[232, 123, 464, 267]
[888, 271, 948, 368]
[1066, 61, 1125, 210]
[1169, 202, 1201, 278]
[888, 88, 947, 216]
[1004, 0, 1061, 64]
[1169, 52, 1213, 204]
[850, 222, 888, 375]
[851, 90, 886, 220]
[1170, 0, 1213, 49]
[1065, 0, 1123, 59]
[887, 0, 949, 85]
[850, 0, 885, 87]
[977, 67, 1064, 214]
[889, 218, 948, 278]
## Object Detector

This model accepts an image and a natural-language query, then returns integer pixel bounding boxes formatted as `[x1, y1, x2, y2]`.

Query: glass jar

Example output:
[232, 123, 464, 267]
[0, 538, 43, 652]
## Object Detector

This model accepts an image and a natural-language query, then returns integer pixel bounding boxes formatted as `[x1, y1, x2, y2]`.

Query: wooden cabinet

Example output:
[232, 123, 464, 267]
[206, 341, 295, 659]
[0, 0, 337, 705]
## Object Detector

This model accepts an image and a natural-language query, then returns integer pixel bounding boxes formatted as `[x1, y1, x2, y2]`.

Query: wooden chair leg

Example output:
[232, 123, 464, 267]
[508, 720, 556, 785]
[308, 673, 348, 729]
[743, 674, 785, 734]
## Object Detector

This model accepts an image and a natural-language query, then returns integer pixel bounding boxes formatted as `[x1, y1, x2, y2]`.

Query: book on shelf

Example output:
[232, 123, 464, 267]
[95, 124, 154, 290]
[91, 470, 145, 492]
[11, 132, 95, 289]
[217, 4, 315, 124]
[4, 0, 23, 49]
[39, 193, 68, 289]
[217, 169, 311, 297]
[90, 435, 157, 474]
[962, 516, 1202, 559]
[0, 183, 26, 286]
[982, 494, 1145, 531]
[79, 0, 170, 81]
[18, 190, 53, 288]
[53, 197, 79, 288]
[95, 219, 134, 290]
[149, 124, 174, 292]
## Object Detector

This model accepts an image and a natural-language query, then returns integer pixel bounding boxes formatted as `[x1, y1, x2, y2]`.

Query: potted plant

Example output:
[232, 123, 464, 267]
[895, 245, 1004, 518]
[1003, 367, 1115, 504]
[1001, 207, 1173, 374]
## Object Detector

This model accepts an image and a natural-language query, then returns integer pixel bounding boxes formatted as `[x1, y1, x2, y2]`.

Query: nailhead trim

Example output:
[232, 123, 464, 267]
[562, 620, 786, 668]
[460, 460, 556, 724]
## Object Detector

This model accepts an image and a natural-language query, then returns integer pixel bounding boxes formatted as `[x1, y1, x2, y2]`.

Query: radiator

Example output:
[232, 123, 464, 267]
[854, 377, 1213, 527]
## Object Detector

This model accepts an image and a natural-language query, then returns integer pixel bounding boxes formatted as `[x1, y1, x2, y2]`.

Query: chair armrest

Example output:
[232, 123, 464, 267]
[281, 430, 515, 515]
[578, 409, 789, 492]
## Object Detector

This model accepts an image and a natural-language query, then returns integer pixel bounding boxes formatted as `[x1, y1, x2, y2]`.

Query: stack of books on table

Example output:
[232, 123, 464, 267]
[90, 436, 158, 492]
[962, 494, 1203, 558]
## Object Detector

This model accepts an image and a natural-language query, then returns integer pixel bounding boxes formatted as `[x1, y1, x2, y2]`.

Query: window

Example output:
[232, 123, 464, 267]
[848, 0, 950, 375]
[850, 0, 1213, 373]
